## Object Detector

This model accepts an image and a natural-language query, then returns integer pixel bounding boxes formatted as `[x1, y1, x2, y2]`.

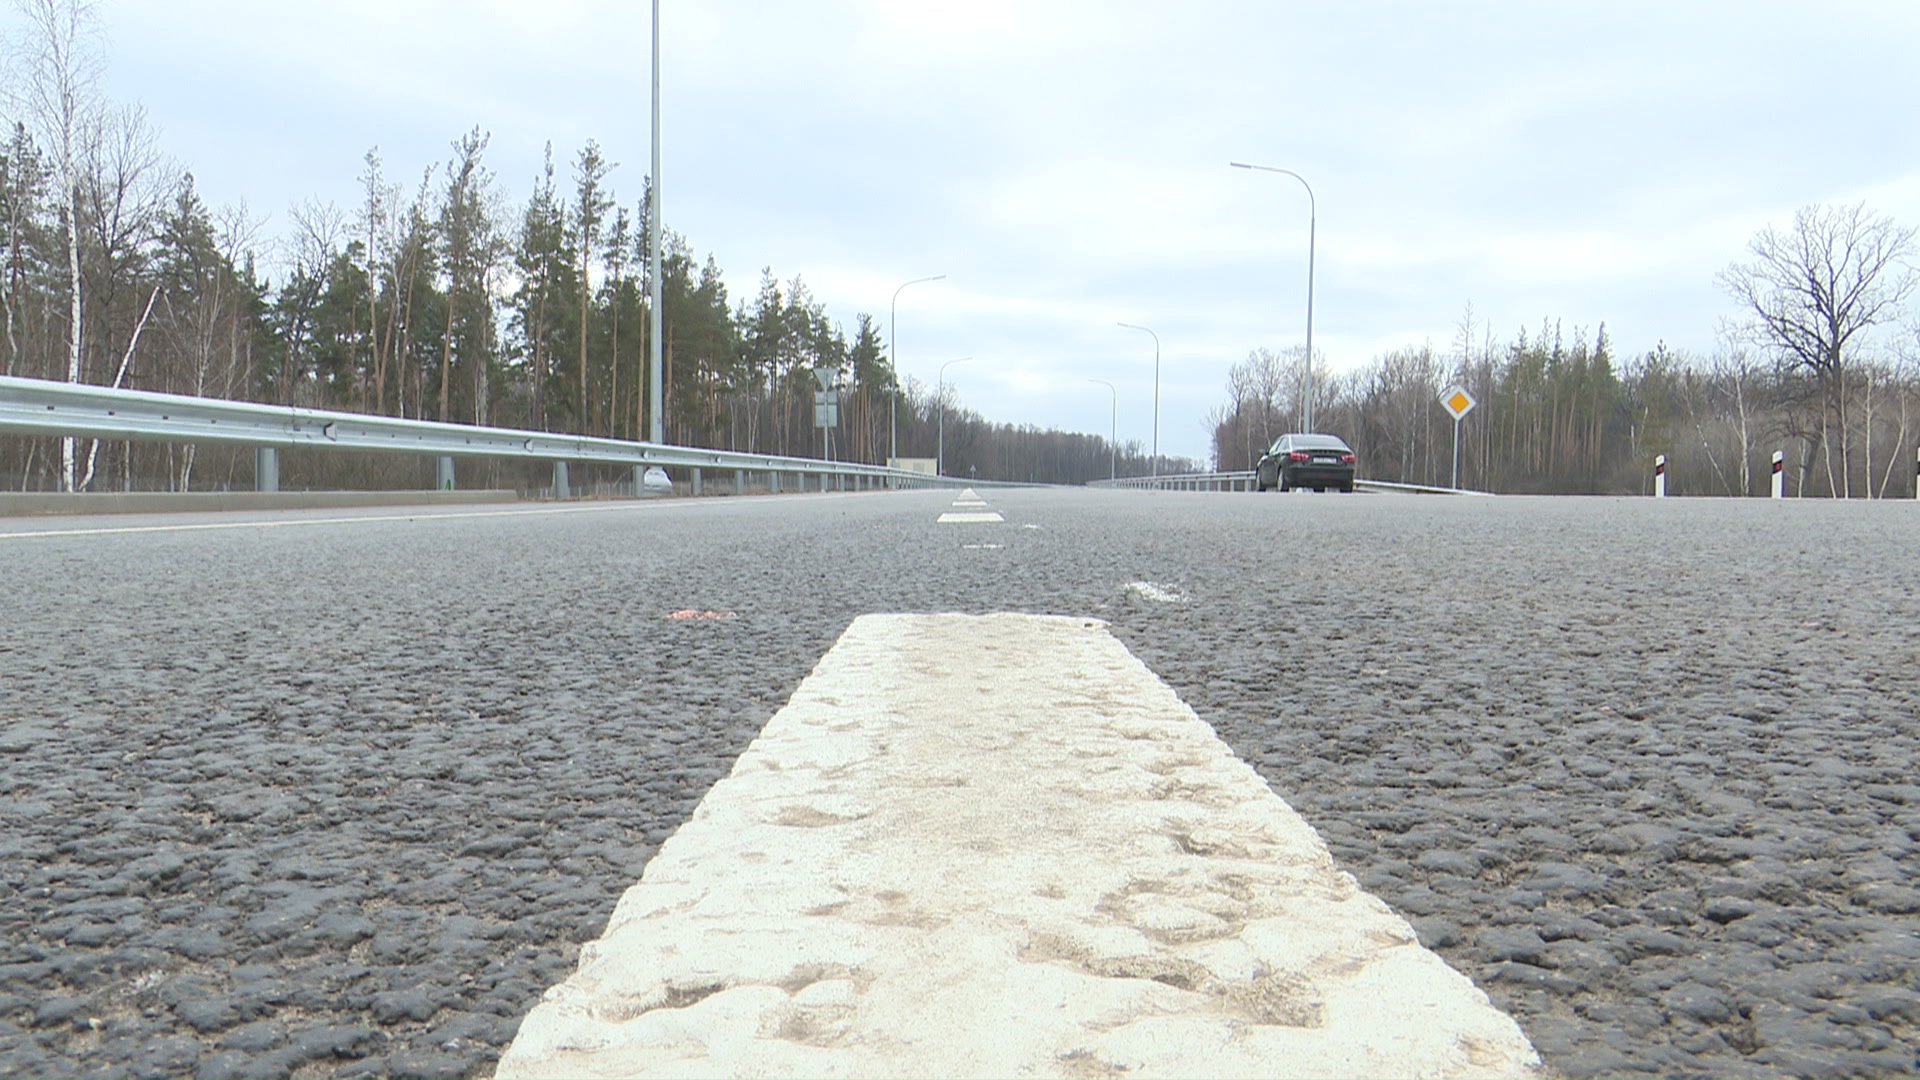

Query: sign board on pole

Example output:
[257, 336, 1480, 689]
[1440, 385, 1477, 421]
[813, 390, 839, 429]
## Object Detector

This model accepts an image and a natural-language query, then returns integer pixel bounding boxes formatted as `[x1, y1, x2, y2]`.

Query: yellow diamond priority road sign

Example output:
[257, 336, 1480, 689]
[1440, 384, 1477, 421]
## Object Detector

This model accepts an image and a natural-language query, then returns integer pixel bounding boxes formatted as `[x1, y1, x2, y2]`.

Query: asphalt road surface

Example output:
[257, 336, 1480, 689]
[1, 489, 1916, 1079]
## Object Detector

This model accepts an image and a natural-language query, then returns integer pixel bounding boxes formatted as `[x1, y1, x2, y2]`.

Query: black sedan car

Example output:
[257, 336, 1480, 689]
[1255, 433, 1356, 492]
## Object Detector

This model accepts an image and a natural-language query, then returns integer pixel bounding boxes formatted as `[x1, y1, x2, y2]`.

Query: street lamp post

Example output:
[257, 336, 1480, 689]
[1230, 162, 1316, 432]
[1088, 378, 1117, 481]
[889, 274, 945, 465]
[647, 0, 664, 442]
[1118, 323, 1160, 481]
[937, 356, 971, 476]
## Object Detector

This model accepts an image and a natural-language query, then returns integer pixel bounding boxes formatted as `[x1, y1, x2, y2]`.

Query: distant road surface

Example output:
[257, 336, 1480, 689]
[1, 489, 1916, 1078]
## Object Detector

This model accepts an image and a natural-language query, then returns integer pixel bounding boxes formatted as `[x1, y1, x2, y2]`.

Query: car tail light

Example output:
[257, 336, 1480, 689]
[1339, 453, 1355, 463]
[1288, 451, 1311, 462]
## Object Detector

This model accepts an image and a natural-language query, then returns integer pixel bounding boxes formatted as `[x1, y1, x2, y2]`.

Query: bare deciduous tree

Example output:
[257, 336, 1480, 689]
[7, 0, 101, 489]
[1719, 202, 1919, 498]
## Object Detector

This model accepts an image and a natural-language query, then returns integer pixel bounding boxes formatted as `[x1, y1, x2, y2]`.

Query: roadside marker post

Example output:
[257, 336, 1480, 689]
[1654, 455, 1667, 498]
[1771, 451, 1784, 499]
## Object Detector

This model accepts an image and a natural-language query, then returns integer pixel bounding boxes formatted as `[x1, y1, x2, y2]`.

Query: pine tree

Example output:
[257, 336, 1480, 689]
[570, 141, 613, 435]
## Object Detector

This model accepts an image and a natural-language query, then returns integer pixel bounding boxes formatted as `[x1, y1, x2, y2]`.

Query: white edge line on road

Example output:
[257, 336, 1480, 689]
[0, 499, 707, 541]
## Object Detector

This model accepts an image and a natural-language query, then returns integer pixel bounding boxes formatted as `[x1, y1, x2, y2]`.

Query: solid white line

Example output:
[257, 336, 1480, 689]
[496, 614, 1539, 1079]
[0, 500, 679, 541]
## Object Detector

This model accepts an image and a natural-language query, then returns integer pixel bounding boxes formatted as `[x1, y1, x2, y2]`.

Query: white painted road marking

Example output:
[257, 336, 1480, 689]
[0, 500, 706, 541]
[942, 487, 999, 520]
[495, 613, 1539, 1079]
[1126, 581, 1186, 604]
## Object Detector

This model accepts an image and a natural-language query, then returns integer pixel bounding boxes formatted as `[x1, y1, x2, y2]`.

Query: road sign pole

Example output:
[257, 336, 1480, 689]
[1452, 416, 1462, 491]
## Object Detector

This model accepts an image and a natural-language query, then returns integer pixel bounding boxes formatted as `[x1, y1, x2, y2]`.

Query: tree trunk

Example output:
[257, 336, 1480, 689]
[62, 174, 81, 491]
[440, 274, 455, 422]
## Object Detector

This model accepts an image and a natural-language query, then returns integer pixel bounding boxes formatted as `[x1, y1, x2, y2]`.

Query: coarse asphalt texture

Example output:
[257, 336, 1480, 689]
[0, 488, 1916, 1079]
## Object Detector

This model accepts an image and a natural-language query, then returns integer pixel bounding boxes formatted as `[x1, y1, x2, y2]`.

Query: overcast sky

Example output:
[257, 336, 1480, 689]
[20, 0, 1920, 463]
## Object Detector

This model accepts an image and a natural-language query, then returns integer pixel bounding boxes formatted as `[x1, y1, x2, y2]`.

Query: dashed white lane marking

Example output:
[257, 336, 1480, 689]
[1126, 580, 1186, 603]
[494, 614, 1540, 1080]
[961, 543, 1003, 550]
[936, 510, 1004, 523]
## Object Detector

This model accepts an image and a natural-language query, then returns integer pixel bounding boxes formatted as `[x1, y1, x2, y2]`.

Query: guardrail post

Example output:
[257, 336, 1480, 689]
[770, 470, 780, 495]
[255, 447, 279, 493]
[553, 461, 571, 499]
[435, 455, 454, 491]
[735, 469, 746, 495]
[691, 468, 703, 496]
[1771, 450, 1784, 499]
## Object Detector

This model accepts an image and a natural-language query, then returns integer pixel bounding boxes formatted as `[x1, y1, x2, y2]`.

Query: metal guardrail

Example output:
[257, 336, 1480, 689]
[0, 375, 1000, 493]
[1092, 471, 1260, 492]
[1090, 470, 1492, 495]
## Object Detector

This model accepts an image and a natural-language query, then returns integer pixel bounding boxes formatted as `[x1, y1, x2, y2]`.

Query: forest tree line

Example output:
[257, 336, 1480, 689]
[0, 119, 1164, 491]
[1210, 202, 1920, 497]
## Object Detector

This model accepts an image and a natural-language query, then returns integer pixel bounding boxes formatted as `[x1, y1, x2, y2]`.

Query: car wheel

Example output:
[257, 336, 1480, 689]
[1341, 482, 1355, 493]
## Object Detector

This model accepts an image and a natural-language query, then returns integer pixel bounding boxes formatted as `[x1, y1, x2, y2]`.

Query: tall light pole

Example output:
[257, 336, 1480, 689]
[1118, 322, 1160, 480]
[647, 0, 664, 442]
[937, 356, 971, 476]
[1230, 162, 1316, 432]
[889, 274, 945, 464]
[1088, 377, 1117, 481]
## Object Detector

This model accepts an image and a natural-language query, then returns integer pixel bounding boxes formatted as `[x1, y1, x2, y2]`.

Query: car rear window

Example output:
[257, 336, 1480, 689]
[1290, 436, 1350, 451]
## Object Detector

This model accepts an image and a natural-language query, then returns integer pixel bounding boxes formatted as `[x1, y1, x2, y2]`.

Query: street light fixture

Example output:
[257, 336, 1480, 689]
[1088, 378, 1117, 481]
[889, 274, 945, 464]
[1117, 322, 1160, 481]
[937, 356, 971, 476]
[1230, 162, 1317, 432]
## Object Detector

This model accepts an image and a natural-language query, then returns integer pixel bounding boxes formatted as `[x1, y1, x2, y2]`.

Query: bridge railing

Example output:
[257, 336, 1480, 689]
[1089, 470, 1491, 495]
[0, 375, 1001, 495]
